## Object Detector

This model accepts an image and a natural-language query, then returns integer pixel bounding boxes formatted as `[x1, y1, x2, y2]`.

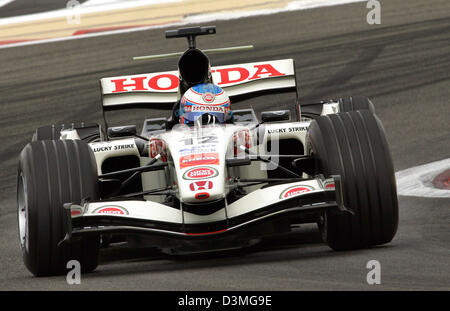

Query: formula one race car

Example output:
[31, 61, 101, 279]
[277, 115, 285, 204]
[17, 26, 398, 276]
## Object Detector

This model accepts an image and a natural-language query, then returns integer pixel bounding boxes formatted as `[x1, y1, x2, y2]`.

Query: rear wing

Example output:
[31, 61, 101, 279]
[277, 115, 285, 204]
[100, 59, 297, 109]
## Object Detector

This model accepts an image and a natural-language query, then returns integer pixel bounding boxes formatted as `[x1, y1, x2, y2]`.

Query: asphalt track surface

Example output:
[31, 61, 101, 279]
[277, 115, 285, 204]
[0, 0, 449, 290]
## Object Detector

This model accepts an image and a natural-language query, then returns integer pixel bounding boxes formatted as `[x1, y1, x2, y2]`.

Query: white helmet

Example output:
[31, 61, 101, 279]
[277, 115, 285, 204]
[179, 83, 231, 125]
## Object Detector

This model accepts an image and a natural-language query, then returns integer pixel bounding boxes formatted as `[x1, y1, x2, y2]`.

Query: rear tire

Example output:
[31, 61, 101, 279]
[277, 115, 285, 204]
[338, 96, 375, 113]
[34, 123, 103, 143]
[18, 140, 100, 276]
[301, 96, 375, 120]
[307, 110, 398, 250]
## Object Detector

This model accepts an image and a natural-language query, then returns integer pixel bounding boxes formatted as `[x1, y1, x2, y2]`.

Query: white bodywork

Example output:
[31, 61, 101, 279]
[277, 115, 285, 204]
[82, 179, 329, 225]
[65, 59, 342, 232]
[66, 120, 337, 226]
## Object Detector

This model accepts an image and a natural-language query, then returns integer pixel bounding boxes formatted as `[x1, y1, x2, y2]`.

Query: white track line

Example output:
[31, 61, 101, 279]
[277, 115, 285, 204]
[0, 0, 15, 8]
[184, 0, 366, 23]
[0, 0, 365, 49]
[0, 0, 182, 26]
[82, 0, 170, 6]
[396, 158, 450, 198]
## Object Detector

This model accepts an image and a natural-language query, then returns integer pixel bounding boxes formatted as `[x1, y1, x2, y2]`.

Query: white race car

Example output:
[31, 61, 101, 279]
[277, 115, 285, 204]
[17, 26, 398, 276]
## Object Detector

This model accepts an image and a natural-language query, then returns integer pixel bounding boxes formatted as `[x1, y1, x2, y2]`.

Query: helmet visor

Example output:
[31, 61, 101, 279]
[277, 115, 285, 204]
[182, 111, 225, 124]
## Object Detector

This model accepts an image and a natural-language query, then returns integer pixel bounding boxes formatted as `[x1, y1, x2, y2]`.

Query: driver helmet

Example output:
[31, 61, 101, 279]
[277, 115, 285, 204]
[179, 83, 230, 125]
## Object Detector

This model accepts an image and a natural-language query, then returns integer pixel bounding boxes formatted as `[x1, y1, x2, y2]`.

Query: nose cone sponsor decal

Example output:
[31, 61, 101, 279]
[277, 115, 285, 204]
[179, 152, 219, 169]
[93, 205, 128, 215]
[189, 181, 213, 191]
[179, 144, 217, 155]
[280, 185, 314, 199]
[195, 192, 210, 200]
[183, 166, 219, 180]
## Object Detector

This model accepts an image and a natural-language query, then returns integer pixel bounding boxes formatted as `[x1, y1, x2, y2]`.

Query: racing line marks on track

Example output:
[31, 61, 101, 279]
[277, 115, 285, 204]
[303, 45, 385, 101]
[396, 158, 450, 198]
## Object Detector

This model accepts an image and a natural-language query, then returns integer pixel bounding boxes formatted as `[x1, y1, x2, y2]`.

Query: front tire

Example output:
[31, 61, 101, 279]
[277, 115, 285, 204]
[307, 110, 398, 250]
[18, 140, 100, 276]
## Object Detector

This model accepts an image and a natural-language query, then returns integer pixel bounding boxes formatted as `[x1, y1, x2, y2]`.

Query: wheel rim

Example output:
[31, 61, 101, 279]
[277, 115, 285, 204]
[17, 174, 29, 252]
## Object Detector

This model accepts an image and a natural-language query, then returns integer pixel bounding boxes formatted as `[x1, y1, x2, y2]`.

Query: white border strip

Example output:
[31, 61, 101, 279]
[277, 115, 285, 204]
[0, 0, 15, 8]
[184, 0, 366, 23]
[0, 0, 182, 26]
[0, 0, 366, 49]
[396, 158, 450, 198]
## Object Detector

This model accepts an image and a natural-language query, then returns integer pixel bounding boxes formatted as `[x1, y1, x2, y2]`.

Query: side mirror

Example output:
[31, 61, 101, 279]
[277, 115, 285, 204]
[108, 125, 137, 138]
[261, 110, 291, 123]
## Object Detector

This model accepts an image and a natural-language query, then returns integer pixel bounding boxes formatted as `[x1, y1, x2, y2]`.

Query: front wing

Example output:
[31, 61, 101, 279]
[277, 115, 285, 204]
[62, 176, 347, 246]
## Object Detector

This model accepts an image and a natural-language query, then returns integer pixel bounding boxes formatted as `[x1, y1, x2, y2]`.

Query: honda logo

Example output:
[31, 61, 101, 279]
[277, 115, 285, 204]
[189, 181, 213, 191]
